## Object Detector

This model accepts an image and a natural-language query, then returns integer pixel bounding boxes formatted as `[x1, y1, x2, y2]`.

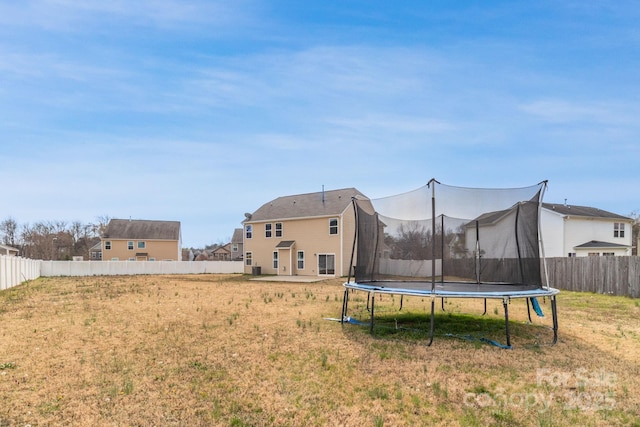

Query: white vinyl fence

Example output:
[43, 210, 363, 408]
[0, 255, 41, 290]
[40, 260, 244, 277]
[0, 256, 244, 290]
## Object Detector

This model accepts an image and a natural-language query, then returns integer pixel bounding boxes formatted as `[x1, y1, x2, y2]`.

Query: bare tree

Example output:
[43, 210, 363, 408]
[0, 217, 19, 247]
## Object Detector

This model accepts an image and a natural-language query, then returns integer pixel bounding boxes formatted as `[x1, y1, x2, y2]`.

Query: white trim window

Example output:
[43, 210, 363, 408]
[329, 218, 338, 235]
[128, 241, 134, 250]
[245, 225, 253, 239]
[273, 251, 278, 269]
[265, 223, 272, 238]
[297, 251, 304, 270]
[137, 241, 146, 249]
[275, 222, 283, 237]
[614, 222, 625, 238]
[245, 252, 252, 266]
[105, 241, 112, 250]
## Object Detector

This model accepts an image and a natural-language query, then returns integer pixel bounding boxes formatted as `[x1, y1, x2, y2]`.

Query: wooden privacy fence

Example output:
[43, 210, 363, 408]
[545, 256, 640, 298]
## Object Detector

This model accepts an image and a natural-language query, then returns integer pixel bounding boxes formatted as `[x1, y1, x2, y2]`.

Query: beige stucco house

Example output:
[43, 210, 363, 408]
[242, 188, 371, 277]
[101, 219, 182, 261]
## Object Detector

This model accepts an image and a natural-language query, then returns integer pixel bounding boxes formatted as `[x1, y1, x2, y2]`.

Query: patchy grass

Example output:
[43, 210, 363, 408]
[0, 275, 639, 426]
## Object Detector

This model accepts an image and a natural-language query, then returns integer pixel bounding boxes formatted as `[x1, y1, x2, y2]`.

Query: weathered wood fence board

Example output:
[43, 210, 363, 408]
[546, 257, 640, 298]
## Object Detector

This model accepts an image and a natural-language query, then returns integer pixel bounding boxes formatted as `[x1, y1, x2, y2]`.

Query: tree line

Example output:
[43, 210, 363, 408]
[0, 216, 111, 260]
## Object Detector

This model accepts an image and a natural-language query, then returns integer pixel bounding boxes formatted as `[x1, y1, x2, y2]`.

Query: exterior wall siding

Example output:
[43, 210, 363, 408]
[540, 210, 566, 257]
[564, 218, 632, 256]
[540, 210, 633, 257]
[102, 239, 181, 261]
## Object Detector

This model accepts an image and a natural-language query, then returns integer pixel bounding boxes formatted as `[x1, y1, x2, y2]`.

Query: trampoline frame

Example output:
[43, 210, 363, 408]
[341, 281, 559, 347]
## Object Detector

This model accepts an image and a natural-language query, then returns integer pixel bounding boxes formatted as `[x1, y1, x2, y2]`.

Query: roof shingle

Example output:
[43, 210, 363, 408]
[103, 219, 181, 240]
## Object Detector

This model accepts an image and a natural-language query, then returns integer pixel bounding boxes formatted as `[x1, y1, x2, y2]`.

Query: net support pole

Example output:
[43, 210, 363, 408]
[475, 220, 481, 284]
[431, 180, 436, 292]
[538, 180, 550, 290]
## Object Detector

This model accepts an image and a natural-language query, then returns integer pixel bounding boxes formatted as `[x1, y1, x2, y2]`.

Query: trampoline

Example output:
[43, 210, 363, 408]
[340, 179, 559, 348]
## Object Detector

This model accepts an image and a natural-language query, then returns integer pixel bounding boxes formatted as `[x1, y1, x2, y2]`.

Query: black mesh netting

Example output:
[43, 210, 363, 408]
[353, 180, 546, 288]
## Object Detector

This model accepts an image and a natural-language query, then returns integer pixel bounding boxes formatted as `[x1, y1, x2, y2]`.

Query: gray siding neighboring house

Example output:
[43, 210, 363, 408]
[231, 228, 243, 261]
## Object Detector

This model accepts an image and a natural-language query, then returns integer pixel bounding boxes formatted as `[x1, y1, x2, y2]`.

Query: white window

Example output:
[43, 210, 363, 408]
[275, 222, 283, 237]
[245, 252, 252, 266]
[105, 241, 112, 250]
[245, 225, 253, 239]
[128, 258, 135, 261]
[614, 223, 625, 238]
[137, 241, 146, 249]
[603, 252, 615, 256]
[329, 218, 338, 235]
[297, 251, 304, 270]
[273, 251, 278, 269]
[265, 223, 272, 238]
[128, 241, 134, 250]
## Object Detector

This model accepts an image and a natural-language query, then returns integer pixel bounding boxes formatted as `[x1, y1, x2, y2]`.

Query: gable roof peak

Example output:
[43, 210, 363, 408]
[247, 187, 368, 222]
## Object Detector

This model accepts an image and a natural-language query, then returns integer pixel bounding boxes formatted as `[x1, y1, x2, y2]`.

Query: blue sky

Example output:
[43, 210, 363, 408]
[1, 1, 638, 247]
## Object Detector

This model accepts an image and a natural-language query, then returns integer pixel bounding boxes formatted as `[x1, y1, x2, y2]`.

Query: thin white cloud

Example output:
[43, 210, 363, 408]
[519, 99, 639, 125]
[0, 0, 257, 32]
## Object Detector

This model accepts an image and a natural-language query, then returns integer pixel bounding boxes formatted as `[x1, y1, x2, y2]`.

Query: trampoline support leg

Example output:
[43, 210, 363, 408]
[503, 297, 511, 348]
[400, 295, 404, 311]
[441, 298, 445, 311]
[427, 297, 435, 347]
[526, 298, 532, 323]
[370, 292, 375, 335]
[482, 298, 487, 315]
[551, 295, 558, 345]
[341, 289, 349, 324]
[366, 293, 370, 312]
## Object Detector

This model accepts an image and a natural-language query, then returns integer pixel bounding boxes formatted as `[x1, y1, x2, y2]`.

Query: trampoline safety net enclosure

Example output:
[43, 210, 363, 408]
[342, 179, 559, 348]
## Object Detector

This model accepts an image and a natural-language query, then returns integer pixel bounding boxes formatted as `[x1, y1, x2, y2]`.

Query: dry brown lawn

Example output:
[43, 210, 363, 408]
[1, 274, 639, 426]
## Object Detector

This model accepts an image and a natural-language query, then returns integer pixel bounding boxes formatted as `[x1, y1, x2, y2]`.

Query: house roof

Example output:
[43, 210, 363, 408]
[211, 245, 231, 254]
[103, 219, 181, 240]
[245, 188, 369, 222]
[542, 203, 631, 221]
[574, 240, 631, 249]
[275, 240, 296, 248]
[231, 228, 243, 243]
[0, 244, 19, 254]
[469, 202, 632, 227]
